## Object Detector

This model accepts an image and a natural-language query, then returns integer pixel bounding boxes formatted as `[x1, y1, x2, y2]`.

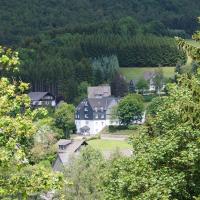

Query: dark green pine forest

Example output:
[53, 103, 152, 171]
[0, 0, 200, 103]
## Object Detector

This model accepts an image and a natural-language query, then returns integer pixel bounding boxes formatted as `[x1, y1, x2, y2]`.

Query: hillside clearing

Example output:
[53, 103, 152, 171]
[119, 67, 175, 81]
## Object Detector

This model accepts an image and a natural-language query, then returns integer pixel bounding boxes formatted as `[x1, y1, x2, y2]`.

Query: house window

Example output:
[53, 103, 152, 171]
[85, 114, 89, 119]
[100, 107, 104, 112]
[84, 107, 88, 112]
[76, 113, 80, 119]
[84, 101, 88, 106]
[101, 114, 104, 119]
[95, 114, 98, 119]
[94, 107, 98, 112]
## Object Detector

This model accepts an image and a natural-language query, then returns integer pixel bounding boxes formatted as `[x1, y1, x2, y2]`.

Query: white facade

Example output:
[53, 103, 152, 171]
[75, 119, 119, 135]
[32, 100, 56, 107]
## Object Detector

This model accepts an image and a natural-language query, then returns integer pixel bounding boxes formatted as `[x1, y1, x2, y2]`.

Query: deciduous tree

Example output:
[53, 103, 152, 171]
[0, 47, 63, 199]
[54, 102, 75, 138]
[117, 94, 144, 126]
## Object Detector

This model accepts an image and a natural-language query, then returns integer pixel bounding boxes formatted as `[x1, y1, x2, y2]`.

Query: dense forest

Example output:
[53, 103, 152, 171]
[1, 2, 200, 199]
[0, 0, 200, 102]
[1, 0, 200, 45]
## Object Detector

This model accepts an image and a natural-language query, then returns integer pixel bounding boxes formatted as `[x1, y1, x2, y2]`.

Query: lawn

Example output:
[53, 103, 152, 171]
[100, 127, 139, 136]
[88, 139, 132, 151]
[119, 67, 175, 81]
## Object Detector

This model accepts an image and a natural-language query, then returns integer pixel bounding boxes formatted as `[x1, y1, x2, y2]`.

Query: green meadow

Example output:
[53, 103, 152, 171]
[88, 139, 132, 151]
[119, 67, 175, 81]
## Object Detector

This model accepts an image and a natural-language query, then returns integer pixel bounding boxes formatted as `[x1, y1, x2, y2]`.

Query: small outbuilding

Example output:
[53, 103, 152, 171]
[53, 139, 88, 172]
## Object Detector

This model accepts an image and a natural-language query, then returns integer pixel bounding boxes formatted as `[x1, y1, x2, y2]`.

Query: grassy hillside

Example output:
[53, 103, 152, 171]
[119, 67, 175, 81]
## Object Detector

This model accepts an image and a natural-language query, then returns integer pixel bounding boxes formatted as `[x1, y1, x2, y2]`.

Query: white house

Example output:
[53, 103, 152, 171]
[75, 86, 120, 135]
[75, 96, 120, 135]
[28, 92, 56, 107]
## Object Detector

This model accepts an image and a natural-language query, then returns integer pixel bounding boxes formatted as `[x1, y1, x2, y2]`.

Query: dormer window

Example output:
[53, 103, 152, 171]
[59, 145, 66, 150]
[84, 101, 88, 106]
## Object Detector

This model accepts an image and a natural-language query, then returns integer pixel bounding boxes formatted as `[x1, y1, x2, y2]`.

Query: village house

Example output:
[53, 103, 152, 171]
[53, 139, 88, 171]
[28, 92, 56, 107]
[75, 85, 120, 135]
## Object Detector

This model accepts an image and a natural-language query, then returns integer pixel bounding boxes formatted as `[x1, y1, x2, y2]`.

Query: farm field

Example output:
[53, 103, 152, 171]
[88, 139, 132, 151]
[119, 67, 175, 81]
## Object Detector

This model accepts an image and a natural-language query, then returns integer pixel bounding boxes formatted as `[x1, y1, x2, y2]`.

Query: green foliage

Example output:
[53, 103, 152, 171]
[99, 21, 200, 200]
[127, 124, 138, 131]
[153, 67, 164, 91]
[83, 34, 183, 67]
[92, 55, 119, 85]
[0, 76, 63, 197]
[111, 72, 128, 97]
[136, 78, 148, 93]
[143, 94, 158, 102]
[108, 125, 128, 133]
[4, 26, 183, 105]
[102, 75, 200, 199]
[0, 0, 200, 45]
[31, 125, 58, 164]
[0, 46, 19, 73]
[117, 94, 144, 126]
[117, 16, 139, 36]
[146, 96, 165, 117]
[61, 146, 105, 200]
[54, 102, 75, 138]
[0, 47, 63, 198]
[74, 81, 90, 105]
[0, 0, 195, 104]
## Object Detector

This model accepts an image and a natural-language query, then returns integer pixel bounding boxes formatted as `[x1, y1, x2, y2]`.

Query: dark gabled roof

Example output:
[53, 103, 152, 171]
[76, 96, 120, 112]
[88, 97, 119, 110]
[28, 92, 54, 101]
[57, 140, 88, 164]
[88, 85, 111, 98]
[58, 139, 72, 146]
